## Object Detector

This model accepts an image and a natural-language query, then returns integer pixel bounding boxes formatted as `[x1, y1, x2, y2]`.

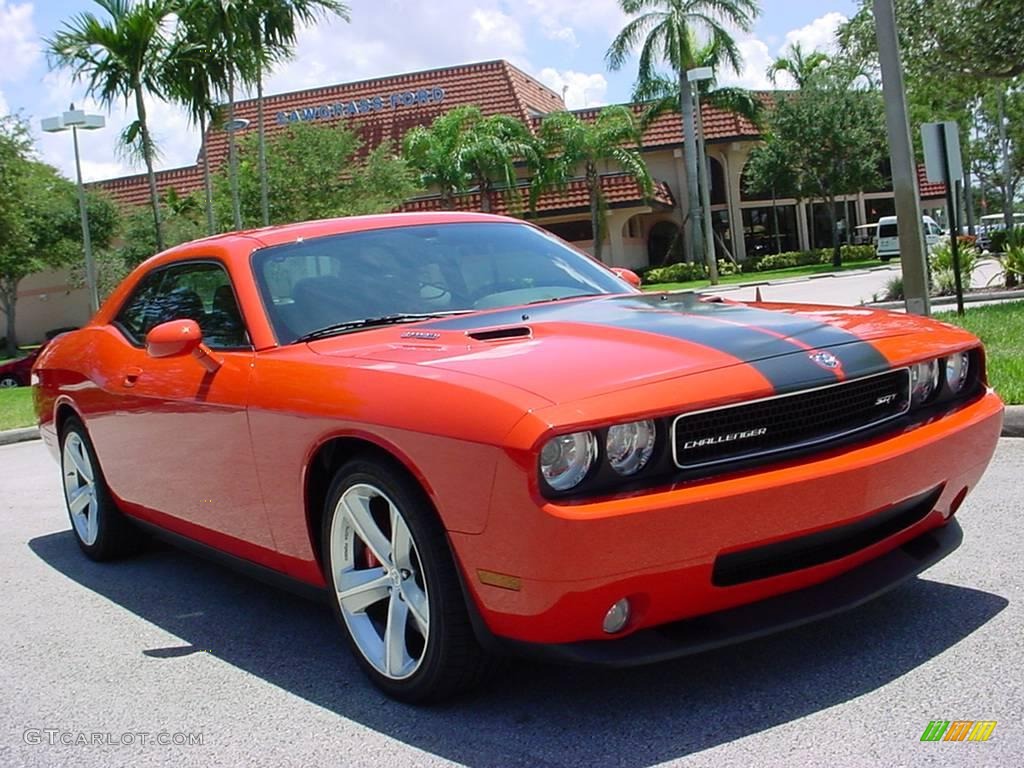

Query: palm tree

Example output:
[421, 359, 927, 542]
[162, 21, 226, 235]
[767, 42, 829, 88]
[403, 107, 537, 213]
[607, 0, 759, 273]
[403, 108, 476, 209]
[536, 106, 653, 263]
[457, 114, 538, 213]
[48, 0, 179, 251]
[237, 1, 350, 227]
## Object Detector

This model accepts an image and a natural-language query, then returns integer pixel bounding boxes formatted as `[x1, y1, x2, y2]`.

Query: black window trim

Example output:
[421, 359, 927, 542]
[112, 257, 254, 351]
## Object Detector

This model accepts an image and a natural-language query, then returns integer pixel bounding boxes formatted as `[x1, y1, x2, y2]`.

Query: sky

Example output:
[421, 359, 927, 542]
[0, 0, 859, 183]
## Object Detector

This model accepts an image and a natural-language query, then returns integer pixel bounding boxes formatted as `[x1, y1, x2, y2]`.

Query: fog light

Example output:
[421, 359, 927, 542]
[602, 598, 631, 634]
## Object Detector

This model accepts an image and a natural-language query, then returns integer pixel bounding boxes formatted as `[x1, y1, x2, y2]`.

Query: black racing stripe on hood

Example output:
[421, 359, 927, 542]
[424, 294, 890, 391]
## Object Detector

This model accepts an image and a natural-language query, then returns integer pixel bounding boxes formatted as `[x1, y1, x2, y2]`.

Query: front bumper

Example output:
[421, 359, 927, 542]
[451, 390, 1003, 647]
[475, 518, 961, 666]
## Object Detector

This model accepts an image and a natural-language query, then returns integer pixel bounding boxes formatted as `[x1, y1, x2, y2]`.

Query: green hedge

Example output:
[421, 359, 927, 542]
[989, 227, 1024, 254]
[745, 245, 876, 272]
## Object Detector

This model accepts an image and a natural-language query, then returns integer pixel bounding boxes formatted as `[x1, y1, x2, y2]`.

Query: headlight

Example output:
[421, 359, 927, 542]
[606, 420, 656, 475]
[910, 359, 940, 406]
[540, 431, 597, 491]
[944, 352, 970, 393]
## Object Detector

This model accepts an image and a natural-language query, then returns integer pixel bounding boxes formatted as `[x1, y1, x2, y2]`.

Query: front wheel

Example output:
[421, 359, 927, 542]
[322, 458, 493, 703]
[61, 418, 141, 560]
[0, 375, 20, 388]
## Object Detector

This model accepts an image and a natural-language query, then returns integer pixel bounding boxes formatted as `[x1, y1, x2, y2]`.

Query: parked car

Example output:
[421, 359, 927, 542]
[33, 213, 1004, 703]
[0, 344, 46, 388]
[875, 215, 943, 260]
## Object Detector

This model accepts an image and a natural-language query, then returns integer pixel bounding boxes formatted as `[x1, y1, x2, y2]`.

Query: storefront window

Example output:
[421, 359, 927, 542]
[806, 200, 860, 249]
[742, 205, 797, 256]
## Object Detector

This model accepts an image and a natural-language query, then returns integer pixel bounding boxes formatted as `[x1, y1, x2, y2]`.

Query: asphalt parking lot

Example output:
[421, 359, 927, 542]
[1, 438, 1021, 768]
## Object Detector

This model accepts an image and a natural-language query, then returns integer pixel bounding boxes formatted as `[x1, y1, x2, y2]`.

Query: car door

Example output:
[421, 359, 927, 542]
[89, 260, 276, 552]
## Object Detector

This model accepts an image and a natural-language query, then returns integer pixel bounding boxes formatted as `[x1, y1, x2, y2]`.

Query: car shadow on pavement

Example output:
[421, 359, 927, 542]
[29, 530, 1008, 768]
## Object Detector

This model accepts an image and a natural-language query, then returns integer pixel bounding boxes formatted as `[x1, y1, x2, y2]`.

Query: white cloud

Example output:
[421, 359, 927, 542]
[524, 0, 625, 39]
[0, 89, 8, 117]
[537, 68, 607, 110]
[0, 0, 38, 83]
[783, 12, 847, 54]
[718, 38, 776, 91]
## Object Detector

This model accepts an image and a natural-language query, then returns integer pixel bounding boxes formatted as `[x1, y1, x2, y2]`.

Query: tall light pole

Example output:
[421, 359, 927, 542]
[873, 0, 930, 316]
[688, 66, 718, 284]
[41, 104, 106, 314]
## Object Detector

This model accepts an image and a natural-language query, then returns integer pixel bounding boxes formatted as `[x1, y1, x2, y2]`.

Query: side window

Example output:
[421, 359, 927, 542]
[115, 262, 250, 349]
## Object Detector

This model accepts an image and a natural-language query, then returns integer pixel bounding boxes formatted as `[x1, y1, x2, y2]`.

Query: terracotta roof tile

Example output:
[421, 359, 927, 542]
[917, 164, 947, 199]
[400, 173, 674, 216]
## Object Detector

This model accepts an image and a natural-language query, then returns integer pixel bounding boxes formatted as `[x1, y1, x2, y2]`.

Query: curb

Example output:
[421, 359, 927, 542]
[1003, 406, 1024, 438]
[0, 426, 40, 446]
[868, 289, 1024, 311]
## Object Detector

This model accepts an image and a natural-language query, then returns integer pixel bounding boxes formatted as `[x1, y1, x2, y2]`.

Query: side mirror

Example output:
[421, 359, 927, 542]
[145, 319, 223, 372]
[611, 267, 642, 288]
[146, 319, 202, 358]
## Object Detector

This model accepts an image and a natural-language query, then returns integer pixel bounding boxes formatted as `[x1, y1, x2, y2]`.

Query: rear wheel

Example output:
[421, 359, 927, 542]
[61, 418, 141, 560]
[322, 458, 493, 703]
[0, 375, 19, 388]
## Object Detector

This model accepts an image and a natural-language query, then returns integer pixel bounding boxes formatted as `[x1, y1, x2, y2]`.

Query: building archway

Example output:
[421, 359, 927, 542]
[647, 220, 684, 266]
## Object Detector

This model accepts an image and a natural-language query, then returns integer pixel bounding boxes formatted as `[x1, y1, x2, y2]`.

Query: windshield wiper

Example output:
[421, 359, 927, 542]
[296, 310, 474, 343]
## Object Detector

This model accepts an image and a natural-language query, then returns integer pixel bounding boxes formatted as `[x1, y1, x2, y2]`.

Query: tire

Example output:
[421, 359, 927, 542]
[322, 457, 493, 703]
[0, 375, 20, 388]
[60, 417, 141, 560]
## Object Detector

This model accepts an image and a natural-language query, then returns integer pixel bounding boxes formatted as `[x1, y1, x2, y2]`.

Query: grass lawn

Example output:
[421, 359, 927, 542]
[0, 387, 35, 431]
[642, 259, 881, 292]
[940, 300, 1024, 405]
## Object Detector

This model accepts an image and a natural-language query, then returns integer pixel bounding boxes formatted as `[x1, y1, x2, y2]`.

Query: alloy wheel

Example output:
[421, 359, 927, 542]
[329, 483, 431, 680]
[63, 431, 99, 546]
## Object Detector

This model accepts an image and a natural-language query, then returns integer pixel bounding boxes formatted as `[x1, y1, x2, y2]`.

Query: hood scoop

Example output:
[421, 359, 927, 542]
[467, 326, 532, 342]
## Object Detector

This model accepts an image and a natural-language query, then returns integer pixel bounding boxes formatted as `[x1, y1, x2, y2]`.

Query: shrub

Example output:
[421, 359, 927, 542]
[644, 261, 707, 283]
[838, 244, 876, 262]
[717, 259, 742, 276]
[990, 226, 1024, 254]
[929, 237, 978, 294]
[883, 276, 904, 301]
[1002, 246, 1024, 288]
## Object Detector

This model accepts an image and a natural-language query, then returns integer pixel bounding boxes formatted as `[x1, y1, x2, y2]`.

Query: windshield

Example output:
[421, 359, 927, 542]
[252, 221, 632, 344]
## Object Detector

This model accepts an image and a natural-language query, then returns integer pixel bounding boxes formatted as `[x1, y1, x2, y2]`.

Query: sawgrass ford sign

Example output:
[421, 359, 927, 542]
[276, 86, 446, 124]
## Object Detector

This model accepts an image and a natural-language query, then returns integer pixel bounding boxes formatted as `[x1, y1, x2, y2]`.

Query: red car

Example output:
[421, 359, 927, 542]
[1, 345, 46, 388]
[33, 213, 1003, 702]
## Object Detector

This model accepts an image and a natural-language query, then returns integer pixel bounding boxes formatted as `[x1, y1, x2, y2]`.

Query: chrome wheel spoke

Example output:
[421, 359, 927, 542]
[337, 568, 390, 614]
[68, 485, 93, 515]
[404, 583, 430, 636]
[85, 501, 99, 543]
[341, 489, 392, 566]
[383, 591, 412, 677]
[70, 442, 93, 483]
[391, 509, 414, 572]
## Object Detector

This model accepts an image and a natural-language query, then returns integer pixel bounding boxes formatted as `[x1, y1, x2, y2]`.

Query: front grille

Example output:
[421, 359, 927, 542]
[672, 368, 911, 469]
[711, 485, 943, 586]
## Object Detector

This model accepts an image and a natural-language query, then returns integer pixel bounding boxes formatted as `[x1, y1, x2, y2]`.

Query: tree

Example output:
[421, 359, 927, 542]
[112, 192, 205, 268]
[757, 65, 885, 267]
[767, 42, 829, 88]
[971, 82, 1024, 225]
[0, 117, 118, 354]
[840, 0, 1024, 83]
[607, 0, 759, 272]
[162, 10, 228, 235]
[403, 106, 538, 213]
[213, 122, 420, 225]
[235, 0, 350, 227]
[535, 106, 653, 263]
[742, 139, 801, 254]
[47, 0, 178, 251]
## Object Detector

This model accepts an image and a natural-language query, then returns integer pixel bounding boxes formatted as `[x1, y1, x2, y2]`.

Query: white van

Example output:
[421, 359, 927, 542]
[875, 215, 943, 261]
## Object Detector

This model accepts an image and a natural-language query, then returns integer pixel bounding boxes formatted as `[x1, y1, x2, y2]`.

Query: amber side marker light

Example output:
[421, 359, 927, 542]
[477, 570, 522, 591]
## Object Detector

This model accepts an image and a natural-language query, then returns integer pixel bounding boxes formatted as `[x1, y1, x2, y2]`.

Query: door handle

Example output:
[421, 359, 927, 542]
[122, 366, 143, 388]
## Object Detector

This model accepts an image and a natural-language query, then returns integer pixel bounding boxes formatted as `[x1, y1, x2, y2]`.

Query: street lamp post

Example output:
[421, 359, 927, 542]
[687, 66, 718, 284]
[41, 104, 106, 314]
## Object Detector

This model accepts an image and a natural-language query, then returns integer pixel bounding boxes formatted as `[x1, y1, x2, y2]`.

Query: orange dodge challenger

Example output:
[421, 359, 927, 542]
[34, 213, 1003, 702]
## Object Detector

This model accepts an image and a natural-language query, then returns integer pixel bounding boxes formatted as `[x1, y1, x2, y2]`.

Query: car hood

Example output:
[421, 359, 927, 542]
[308, 293, 916, 403]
